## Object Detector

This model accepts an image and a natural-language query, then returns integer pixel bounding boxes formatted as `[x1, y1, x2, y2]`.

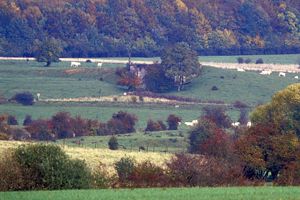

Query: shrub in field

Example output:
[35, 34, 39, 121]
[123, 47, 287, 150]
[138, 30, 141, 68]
[189, 118, 232, 158]
[0, 150, 25, 191]
[211, 85, 218, 91]
[256, 58, 264, 64]
[92, 162, 117, 189]
[233, 100, 248, 109]
[108, 136, 119, 150]
[130, 161, 167, 188]
[0, 115, 10, 135]
[97, 122, 110, 136]
[157, 120, 167, 131]
[167, 154, 245, 187]
[9, 128, 31, 140]
[7, 115, 18, 125]
[108, 111, 138, 134]
[23, 115, 33, 126]
[63, 159, 91, 189]
[138, 96, 144, 102]
[238, 108, 249, 125]
[71, 116, 97, 137]
[145, 119, 167, 132]
[167, 114, 182, 130]
[11, 92, 34, 106]
[202, 106, 232, 128]
[115, 157, 135, 186]
[14, 144, 91, 190]
[0, 133, 9, 140]
[244, 58, 252, 64]
[131, 96, 137, 103]
[237, 57, 244, 64]
[26, 119, 54, 141]
[275, 150, 300, 186]
[51, 112, 74, 139]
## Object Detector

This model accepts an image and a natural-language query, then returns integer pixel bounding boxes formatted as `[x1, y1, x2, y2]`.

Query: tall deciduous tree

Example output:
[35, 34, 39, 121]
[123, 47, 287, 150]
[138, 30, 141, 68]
[251, 83, 300, 137]
[189, 118, 231, 158]
[161, 42, 201, 91]
[143, 64, 173, 92]
[34, 37, 62, 67]
[235, 123, 299, 181]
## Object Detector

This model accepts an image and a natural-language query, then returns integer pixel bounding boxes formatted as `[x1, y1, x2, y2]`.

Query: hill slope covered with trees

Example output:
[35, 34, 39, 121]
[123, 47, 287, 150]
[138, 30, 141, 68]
[0, 0, 299, 57]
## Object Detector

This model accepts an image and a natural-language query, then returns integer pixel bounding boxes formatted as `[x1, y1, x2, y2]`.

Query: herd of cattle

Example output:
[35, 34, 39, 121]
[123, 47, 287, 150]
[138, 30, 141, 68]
[70, 60, 299, 79]
[70, 61, 103, 68]
[183, 120, 252, 128]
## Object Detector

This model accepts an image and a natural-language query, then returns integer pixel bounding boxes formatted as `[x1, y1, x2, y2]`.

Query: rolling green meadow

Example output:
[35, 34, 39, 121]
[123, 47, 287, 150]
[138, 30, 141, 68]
[0, 55, 298, 150]
[0, 0, 300, 197]
[1, 187, 300, 200]
[0, 55, 300, 198]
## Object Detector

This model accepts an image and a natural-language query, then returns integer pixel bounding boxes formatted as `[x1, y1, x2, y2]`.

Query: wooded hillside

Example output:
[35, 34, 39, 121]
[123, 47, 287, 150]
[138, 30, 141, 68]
[0, 0, 299, 57]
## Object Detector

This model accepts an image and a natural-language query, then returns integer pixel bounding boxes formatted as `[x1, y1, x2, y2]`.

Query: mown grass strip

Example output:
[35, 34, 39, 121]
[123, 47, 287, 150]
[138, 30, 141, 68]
[1, 187, 300, 200]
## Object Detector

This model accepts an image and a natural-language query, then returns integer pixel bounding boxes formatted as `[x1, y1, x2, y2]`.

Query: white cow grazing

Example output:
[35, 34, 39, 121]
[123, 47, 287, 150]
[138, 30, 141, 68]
[231, 122, 240, 127]
[237, 68, 245, 72]
[71, 62, 81, 67]
[295, 76, 299, 79]
[279, 72, 286, 77]
[97, 63, 103, 67]
[247, 121, 252, 127]
[260, 70, 272, 75]
[184, 120, 199, 127]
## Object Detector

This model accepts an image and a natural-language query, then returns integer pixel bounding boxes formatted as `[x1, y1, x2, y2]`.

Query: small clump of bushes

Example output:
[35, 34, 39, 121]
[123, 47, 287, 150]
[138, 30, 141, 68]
[145, 119, 167, 132]
[11, 92, 34, 106]
[0, 144, 92, 191]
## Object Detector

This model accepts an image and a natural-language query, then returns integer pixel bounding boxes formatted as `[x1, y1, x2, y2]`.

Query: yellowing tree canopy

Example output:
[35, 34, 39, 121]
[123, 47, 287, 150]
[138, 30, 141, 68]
[251, 83, 300, 137]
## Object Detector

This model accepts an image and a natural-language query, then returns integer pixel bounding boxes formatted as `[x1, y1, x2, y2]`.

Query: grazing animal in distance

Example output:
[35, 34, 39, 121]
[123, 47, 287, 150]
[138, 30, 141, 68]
[279, 72, 286, 77]
[260, 70, 272, 75]
[71, 62, 81, 67]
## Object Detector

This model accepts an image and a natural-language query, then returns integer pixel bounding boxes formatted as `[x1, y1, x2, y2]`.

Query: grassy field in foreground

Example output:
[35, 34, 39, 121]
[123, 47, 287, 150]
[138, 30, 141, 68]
[1, 187, 300, 200]
[0, 141, 171, 171]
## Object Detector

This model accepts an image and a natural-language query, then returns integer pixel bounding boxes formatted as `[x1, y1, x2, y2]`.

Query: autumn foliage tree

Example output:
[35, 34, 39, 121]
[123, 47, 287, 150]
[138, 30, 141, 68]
[26, 119, 54, 141]
[189, 118, 232, 158]
[202, 106, 232, 128]
[145, 120, 166, 132]
[235, 123, 299, 181]
[251, 83, 300, 137]
[167, 114, 182, 130]
[0, 0, 299, 58]
[117, 68, 142, 91]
